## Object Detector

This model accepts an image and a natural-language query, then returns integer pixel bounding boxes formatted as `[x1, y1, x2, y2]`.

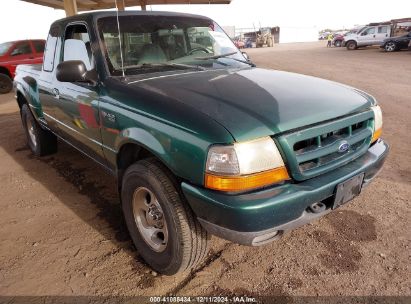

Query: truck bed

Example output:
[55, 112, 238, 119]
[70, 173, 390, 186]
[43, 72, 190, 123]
[15, 64, 42, 78]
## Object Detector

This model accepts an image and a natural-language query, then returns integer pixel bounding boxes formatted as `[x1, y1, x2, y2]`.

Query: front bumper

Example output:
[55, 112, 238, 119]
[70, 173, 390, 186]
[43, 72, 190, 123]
[182, 139, 389, 246]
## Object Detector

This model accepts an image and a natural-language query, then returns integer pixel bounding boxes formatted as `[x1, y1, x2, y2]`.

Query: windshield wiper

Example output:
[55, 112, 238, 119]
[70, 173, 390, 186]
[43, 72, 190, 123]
[123, 62, 206, 71]
[194, 52, 256, 67]
[194, 51, 237, 60]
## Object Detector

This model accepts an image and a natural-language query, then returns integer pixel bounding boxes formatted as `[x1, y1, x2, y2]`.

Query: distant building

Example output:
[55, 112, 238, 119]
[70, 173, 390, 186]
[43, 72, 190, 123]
[235, 27, 281, 44]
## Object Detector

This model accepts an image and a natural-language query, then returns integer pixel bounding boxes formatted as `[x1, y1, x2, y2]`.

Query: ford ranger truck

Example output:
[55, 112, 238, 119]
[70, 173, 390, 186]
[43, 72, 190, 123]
[13, 11, 389, 275]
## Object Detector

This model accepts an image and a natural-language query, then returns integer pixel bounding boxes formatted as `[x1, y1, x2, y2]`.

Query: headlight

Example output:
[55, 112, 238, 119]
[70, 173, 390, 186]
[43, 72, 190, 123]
[205, 137, 289, 191]
[371, 105, 383, 143]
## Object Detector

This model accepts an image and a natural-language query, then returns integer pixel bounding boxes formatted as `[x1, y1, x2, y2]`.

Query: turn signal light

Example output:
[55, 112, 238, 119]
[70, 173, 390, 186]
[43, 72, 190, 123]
[371, 105, 383, 143]
[372, 128, 382, 143]
[205, 167, 290, 192]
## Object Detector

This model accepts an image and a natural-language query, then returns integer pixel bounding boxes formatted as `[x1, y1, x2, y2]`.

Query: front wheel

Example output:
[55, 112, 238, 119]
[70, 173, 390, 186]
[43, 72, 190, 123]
[21, 104, 57, 156]
[121, 158, 209, 275]
[346, 41, 357, 50]
[384, 42, 397, 52]
[0, 73, 13, 94]
[334, 40, 342, 47]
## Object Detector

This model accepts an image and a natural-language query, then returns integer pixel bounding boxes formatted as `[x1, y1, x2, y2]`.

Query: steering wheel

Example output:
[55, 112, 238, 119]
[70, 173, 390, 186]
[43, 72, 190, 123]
[188, 47, 211, 55]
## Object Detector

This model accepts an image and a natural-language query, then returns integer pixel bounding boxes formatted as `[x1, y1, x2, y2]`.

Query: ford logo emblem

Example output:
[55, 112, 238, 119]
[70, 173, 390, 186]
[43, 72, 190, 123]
[338, 141, 350, 153]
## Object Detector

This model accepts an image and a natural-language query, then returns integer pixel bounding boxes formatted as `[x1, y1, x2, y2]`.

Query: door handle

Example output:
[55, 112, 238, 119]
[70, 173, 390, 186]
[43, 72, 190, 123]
[52, 88, 60, 99]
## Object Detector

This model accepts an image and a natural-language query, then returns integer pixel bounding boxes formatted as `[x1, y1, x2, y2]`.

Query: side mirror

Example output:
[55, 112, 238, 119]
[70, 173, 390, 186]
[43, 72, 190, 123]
[242, 51, 249, 60]
[56, 60, 97, 85]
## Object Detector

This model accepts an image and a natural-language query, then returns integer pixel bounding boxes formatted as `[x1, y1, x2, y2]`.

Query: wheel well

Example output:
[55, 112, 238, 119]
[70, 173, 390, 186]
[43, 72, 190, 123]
[117, 143, 155, 187]
[16, 91, 27, 109]
[0, 66, 12, 78]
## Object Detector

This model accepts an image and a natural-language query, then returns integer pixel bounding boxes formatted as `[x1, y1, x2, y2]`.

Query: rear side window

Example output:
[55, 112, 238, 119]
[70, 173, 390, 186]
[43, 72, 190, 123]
[378, 26, 389, 34]
[43, 27, 59, 72]
[33, 41, 45, 53]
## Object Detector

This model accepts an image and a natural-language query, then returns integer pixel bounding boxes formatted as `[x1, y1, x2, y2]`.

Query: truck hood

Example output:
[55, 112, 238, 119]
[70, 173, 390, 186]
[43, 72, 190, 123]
[127, 68, 374, 142]
[344, 34, 357, 40]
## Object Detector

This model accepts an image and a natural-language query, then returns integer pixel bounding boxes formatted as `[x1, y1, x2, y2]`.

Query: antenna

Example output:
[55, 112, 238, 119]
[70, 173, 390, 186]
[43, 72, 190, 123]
[115, 0, 125, 78]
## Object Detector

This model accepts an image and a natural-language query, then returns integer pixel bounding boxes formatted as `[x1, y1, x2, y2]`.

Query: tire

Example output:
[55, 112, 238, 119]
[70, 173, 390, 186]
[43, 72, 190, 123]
[21, 104, 57, 156]
[121, 158, 209, 275]
[334, 40, 342, 47]
[267, 38, 273, 47]
[384, 41, 397, 52]
[0, 73, 13, 94]
[346, 41, 357, 50]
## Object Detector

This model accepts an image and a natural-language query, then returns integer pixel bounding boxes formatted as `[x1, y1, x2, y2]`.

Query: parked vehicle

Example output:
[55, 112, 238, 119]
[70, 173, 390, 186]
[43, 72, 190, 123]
[14, 11, 389, 275]
[333, 27, 364, 47]
[0, 40, 45, 94]
[234, 39, 245, 49]
[333, 34, 344, 47]
[318, 32, 330, 40]
[343, 25, 392, 50]
[380, 32, 411, 52]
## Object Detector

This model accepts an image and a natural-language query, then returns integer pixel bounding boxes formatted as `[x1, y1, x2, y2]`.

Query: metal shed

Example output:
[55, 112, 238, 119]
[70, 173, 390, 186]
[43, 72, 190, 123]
[20, 0, 232, 16]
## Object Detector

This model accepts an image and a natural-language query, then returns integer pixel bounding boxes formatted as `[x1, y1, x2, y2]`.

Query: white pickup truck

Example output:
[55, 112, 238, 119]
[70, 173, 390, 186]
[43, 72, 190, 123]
[343, 25, 391, 50]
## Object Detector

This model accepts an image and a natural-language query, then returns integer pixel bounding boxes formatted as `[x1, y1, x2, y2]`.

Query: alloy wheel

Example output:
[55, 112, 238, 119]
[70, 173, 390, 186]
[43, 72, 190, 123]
[385, 42, 396, 52]
[132, 187, 168, 252]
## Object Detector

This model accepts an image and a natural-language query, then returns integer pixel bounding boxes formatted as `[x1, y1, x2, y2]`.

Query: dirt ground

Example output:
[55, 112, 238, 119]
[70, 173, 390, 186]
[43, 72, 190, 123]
[0, 42, 410, 301]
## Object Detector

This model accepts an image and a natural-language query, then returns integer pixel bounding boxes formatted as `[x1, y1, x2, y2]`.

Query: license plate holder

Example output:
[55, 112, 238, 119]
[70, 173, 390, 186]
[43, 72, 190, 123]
[333, 173, 365, 209]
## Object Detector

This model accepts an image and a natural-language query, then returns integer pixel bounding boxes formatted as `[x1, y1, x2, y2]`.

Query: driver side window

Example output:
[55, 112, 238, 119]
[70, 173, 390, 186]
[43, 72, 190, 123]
[63, 24, 94, 70]
[364, 28, 375, 35]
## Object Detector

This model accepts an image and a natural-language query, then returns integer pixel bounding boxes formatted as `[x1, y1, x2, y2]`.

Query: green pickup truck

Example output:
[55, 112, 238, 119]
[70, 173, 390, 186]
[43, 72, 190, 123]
[14, 11, 388, 275]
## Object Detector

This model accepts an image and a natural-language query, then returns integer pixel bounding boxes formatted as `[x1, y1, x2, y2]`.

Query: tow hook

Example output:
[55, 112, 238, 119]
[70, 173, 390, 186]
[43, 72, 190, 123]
[309, 202, 326, 214]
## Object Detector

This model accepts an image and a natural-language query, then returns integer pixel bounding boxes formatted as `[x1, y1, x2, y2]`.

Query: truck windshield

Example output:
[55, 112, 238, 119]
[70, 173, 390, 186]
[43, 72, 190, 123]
[97, 15, 247, 76]
[0, 42, 13, 56]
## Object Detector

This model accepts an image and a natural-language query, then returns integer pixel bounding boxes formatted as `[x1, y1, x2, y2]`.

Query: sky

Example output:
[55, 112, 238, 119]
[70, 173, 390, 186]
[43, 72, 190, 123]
[0, 0, 410, 43]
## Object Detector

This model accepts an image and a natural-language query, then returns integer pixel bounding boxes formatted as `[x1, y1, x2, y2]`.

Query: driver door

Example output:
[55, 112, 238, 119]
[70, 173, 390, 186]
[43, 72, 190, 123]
[54, 23, 106, 165]
[358, 27, 376, 46]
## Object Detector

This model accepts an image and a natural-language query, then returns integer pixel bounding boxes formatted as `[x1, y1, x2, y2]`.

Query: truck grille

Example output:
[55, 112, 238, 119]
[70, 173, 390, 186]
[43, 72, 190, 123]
[276, 111, 374, 181]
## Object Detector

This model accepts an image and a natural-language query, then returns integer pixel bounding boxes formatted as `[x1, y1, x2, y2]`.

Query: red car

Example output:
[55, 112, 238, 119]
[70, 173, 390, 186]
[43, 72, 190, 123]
[0, 40, 45, 94]
[234, 39, 245, 49]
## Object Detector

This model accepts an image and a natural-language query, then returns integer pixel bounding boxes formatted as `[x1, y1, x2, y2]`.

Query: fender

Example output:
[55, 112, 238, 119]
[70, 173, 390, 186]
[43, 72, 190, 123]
[110, 126, 207, 185]
[15, 75, 43, 120]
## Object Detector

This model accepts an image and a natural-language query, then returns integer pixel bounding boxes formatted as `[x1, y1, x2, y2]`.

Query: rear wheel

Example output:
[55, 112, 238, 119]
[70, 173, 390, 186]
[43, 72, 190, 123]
[0, 73, 13, 94]
[21, 104, 57, 156]
[121, 158, 209, 275]
[334, 40, 342, 47]
[346, 41, 357, 50]
[384, 42, 397, 52]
